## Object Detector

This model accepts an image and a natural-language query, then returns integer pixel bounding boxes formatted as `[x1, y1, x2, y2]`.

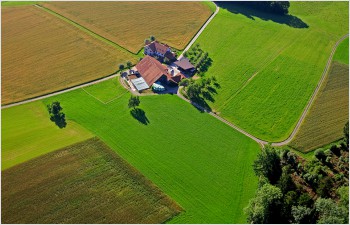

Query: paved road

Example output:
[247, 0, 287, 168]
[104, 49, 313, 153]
[177, 33, 349, 147]
[177, 3, 219, 60]
[1, 73, 121, 109]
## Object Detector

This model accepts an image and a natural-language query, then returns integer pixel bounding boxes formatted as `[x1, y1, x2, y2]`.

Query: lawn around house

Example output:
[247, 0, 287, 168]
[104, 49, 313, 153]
[2, 138, 181, 224]
[1, 5, 137, 105]
[27, 82, 260, 224]
[42, 1, 214, 53]
[1, 101, 93, 170]
[193, 1, 348, 142]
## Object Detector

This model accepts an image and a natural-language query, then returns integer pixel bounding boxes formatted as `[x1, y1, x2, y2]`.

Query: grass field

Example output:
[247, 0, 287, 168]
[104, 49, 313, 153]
[1, 5, 137, 105]
[194, 1, 348, 141]
[82, 77, 128, 104]
[2, 138, 181, 223]
[13, 81, 259, 223]
[1, 101, 93, 170]
[42, 1, 214, 53]
[333, 37, 349, 64]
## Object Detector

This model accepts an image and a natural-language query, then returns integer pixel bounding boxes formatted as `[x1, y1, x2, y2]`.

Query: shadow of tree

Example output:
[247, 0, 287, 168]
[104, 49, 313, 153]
[130, 108, 150, 125]
[216, 1, 309, 29]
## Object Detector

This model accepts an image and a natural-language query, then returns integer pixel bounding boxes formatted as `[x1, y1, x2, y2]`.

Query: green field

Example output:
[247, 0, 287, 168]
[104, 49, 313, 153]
[10, 81, 258, 223]
[333, 37, 349, 64]
[1, 101, 93, 170]
[290, 60, 349, 152]
[2, 138, 181, 223]
[194, 2, 348, 141]
[83, 78, 128, 103]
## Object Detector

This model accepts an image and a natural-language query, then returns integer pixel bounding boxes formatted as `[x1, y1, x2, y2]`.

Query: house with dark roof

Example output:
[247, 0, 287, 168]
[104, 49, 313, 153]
[174, 57, 195, 71]
[133, 56, 185, 92]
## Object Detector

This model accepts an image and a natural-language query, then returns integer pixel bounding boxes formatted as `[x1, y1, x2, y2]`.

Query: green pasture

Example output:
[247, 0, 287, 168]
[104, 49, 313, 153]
[1, 101, 93, 170]
[195, 1, 348, 141]
[83, 78, 128, 103]
[333, 37, 349, 65]
[30, 84, 261, 223]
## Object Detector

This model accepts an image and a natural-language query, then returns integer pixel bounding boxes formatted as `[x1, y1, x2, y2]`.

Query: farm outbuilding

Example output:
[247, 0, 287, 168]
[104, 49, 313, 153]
[131, 77, 149, 91]
[174, 57, 195, 71]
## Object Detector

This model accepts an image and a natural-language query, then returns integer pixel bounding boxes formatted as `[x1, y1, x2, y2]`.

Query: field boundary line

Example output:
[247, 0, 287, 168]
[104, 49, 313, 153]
[178, 2, 219, 60]
[2, 73, 121, 109]
[81, 88, 106, 104]
[34, 4, 138, 56]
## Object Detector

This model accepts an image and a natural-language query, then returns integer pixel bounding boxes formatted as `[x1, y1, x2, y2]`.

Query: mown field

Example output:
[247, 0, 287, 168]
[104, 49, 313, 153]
[38, 88, 260, 224]
[194, 2, 349, 141]
[1, 101, 93, 170]
[83, 78, 128, 103]
[1, 5, 137, 105]
[42, 1, 214, 53]
[2, 138, 181, 223]
[290, 38, 349, 152]
[2, 77, 260, 223]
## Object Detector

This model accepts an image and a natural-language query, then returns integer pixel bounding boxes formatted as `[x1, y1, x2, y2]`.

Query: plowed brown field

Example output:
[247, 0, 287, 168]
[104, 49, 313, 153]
[1, 6, 136, 105]
[42, 1, 213, 53]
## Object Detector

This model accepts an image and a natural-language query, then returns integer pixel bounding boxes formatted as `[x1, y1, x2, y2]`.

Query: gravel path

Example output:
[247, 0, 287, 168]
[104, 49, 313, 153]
[177, 2, 219, 60]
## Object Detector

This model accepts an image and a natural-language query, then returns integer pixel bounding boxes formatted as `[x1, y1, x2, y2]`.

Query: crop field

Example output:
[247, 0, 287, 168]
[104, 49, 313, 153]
[1, 101, 93, 170]
[290, 61, 349, 152]
[82, 77, 128, 104]
[42, 1, 214, 53]
[194, 1, 348, 141]
[2, 138, 181, 223]
[12, 82, 259, 223]
[1, 6, 137, 105]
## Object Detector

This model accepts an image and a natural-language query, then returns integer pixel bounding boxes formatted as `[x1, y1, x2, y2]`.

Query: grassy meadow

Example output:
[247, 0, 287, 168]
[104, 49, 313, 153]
[83, 78, 128, 103]
[194, 1, 348, 141]
[1, 5, 137, 105]
[1, 101, 93, 170]
[290, 38, 349, 152]
[2, 138, 181, 223]
[42, 1, 214, 53]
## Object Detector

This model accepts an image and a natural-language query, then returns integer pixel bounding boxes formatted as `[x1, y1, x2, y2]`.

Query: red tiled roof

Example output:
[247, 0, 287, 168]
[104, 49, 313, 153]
[146, 41, 169, 55]
[174, 57, 194, 70]
[136, 56, 171, 86]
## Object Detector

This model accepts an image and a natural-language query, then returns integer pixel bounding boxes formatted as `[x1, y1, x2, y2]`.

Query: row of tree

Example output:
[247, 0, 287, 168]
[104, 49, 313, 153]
[184, 44, 212, 76]
[245, 122, 349, 223]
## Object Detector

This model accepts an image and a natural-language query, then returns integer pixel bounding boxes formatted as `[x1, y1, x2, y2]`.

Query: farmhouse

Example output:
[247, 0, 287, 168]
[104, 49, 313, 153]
[130, 55, 185, 92]
[144, 40, 176, 61]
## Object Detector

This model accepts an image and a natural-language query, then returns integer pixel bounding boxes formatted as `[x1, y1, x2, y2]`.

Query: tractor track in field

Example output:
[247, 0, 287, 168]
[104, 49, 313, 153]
[177, 33, 349, 147]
